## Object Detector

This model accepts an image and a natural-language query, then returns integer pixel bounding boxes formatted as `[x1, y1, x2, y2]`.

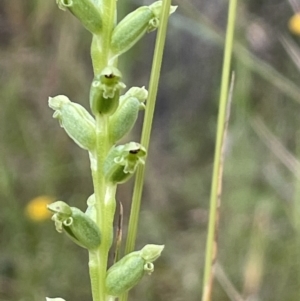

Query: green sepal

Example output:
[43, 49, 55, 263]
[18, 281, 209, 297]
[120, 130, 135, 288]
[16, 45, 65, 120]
[49, 95, 96, 151]
[111, 1, 177, 58]
[47, 201, 101, 250]
[109, 87, 147, 143]
[140, 244, 165, 262]
[105, 244, 164, 296]
[149, 1, 177, 18]
[56, 0, 102, 34]
[103, 142, 147, 184]
[89, 67, 126, 115]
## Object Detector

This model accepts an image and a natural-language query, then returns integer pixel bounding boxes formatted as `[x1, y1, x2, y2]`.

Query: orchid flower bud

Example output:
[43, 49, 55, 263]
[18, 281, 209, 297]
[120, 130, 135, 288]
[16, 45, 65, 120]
[109, 87, 147, 143]
[47, 201, 101, 250]
[89, 67, 126, 115]
[103, 142, 147, 184]
[56, 0, 102, 34]
[111, 1, 177, 58]
[49, 95, 96, 151]
[105, 244, 164, 296]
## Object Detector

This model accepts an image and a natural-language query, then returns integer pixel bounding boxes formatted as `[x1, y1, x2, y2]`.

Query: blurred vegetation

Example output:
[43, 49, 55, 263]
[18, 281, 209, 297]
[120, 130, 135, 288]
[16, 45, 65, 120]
[1, 0, 300, 300]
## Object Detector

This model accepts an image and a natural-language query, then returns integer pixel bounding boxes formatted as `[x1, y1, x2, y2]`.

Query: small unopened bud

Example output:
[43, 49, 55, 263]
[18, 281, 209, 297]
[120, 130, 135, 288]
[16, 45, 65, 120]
[103, 142, 147, 184]
[48, 201, 101, 250]
[49, 95, 96, 151]
[109, 87, 147, 143]
[56, 0, 102, 34]
[111, 1, 177, 57]
[89, 67, 126, 115]
[105, 244, 164, 296]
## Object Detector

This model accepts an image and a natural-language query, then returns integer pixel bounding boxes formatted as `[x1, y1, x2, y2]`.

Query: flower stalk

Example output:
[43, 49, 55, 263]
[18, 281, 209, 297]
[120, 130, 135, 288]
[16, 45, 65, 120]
[46, 1, 176, 301]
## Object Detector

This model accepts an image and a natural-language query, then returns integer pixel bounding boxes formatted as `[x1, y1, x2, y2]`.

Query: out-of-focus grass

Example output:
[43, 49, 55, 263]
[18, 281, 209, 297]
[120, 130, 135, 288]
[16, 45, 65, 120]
[1, 0, 300, 300]
[0, 1, 94, 300]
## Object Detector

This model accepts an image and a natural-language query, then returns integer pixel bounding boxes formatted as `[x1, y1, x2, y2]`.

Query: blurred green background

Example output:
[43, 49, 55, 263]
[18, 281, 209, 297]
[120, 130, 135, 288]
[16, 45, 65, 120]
[1, 0, 300, 300]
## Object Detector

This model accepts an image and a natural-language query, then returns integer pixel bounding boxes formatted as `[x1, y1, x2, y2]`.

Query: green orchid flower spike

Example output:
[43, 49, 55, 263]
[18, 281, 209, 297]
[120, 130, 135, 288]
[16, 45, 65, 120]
[46, 0, 175, 299]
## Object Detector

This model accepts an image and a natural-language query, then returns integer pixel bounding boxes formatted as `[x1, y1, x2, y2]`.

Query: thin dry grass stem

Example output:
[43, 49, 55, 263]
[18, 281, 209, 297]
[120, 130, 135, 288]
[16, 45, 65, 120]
[250, 116, 300, 179]
[203, 73, 235, 301]
[214, 262, 245, 301]
[280, 34, 300, 71]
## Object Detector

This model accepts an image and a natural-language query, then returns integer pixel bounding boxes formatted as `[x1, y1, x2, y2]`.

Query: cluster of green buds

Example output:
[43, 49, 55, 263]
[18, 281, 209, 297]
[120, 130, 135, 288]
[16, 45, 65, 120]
[48, 85, 154, 296]
[49, 85, 147, 152]
[55, 0, 176, 61]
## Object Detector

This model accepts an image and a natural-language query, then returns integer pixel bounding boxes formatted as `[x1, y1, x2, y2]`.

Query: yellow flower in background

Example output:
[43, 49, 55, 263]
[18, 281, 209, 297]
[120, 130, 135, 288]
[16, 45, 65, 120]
[25, 195, 53, 222]
[288, 13, 300, 35]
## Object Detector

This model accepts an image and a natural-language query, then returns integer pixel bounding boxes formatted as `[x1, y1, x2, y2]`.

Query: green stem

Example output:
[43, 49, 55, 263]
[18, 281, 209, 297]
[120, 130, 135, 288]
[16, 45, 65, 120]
[91, 0, 117, 75]
[89, 250, 102, 301]
[102, 0, 116, 62]
[125, 0, 171, 256]
[93, 115, 110, 301]
[201, 0, 237, 300]
[120, 1, 172, 301]
[90, 117, 117, 301]
[88, 1, 118, 301]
